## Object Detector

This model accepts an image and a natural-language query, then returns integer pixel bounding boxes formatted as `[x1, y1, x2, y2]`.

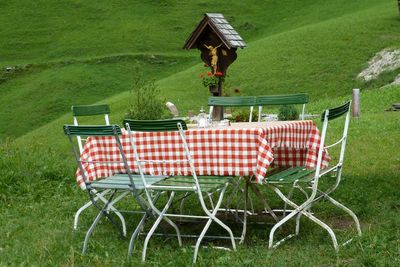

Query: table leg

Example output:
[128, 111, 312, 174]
[248, 182, 279, 222]
[239, 178, 248, 244]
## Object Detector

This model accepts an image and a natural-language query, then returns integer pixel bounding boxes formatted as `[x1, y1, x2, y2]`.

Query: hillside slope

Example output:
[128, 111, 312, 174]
[2, 0, 399, 141]
[14, 1, 400, 152]
[141, 1, 400, 112]
[0, 0, 384, 66]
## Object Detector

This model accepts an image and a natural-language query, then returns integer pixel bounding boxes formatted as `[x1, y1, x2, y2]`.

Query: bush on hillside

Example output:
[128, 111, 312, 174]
[229, 108, 258, 122]
[125, 77, 171, 120]
[278, 105, 299, 121]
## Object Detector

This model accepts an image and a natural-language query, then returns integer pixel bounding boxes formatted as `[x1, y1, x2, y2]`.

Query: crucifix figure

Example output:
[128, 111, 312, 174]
[204, 43, 222, 74]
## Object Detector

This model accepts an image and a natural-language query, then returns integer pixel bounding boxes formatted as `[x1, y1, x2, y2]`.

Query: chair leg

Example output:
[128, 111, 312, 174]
[322, 193, 362, 237]
[82, 208, 104, 255]
[224, 177, 241, 212]
[94, 191, 125, 237]
[194, 184, 236, 263]
[128, 213, 148, 256]
[269, 186, 311, 249]
[179, 192, 191, 214]
[282, 184, 296, 218]
[292, 189, 361, 248]
[160, 214, 182, 247]
[269, 207, 301, 249]
[226, 177, 255, 219]
[295, 211, 302, 235]
[294, 184, 311, 235]
[74, 189, 110, 230]
[95, 191, 127, 236]
[193, 218, 213, 263]
[271, 187, 339, 251]
[142, 192, 176, 262]
[249, 183, 278, 221]
[82, 191, 122, 254]
[297, 208, 339, 252]
[107, 191, 130, 236]
[207, 193, 215, 210]
[239, 180, 248, 244]
[209, 185, 236, 251]
[128, 191, 165, 257]
[75, 189, 128, 237]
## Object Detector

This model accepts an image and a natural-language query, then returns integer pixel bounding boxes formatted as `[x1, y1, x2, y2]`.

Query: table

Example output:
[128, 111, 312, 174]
[76, 120, 329, 189]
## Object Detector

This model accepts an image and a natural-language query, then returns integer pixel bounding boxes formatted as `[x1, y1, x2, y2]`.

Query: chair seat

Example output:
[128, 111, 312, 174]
[149, 176, 233, 192]
[266, 166, 315, 184]
[90, 174, 168, 190]
[90, 174, 232, 192]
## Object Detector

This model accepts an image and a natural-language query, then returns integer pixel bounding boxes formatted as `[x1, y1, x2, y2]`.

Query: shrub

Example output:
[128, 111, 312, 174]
[125, 78, 171, 120]
[229, 108, 258, 122]
[278, 105, 299, 121]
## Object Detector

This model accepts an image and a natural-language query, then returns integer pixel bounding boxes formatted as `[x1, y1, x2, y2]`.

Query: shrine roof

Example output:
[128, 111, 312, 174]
[183, 13, 247, 50]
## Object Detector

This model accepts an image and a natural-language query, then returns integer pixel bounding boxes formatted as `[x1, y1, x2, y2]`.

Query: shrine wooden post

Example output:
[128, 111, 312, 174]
[183, 13, 246, 120]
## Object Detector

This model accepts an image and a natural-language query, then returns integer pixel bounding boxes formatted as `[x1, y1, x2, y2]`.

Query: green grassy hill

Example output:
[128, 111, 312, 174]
[0, 0, 385, 66]
[9, 0, 399, 145]
[1, 0, 397, 139]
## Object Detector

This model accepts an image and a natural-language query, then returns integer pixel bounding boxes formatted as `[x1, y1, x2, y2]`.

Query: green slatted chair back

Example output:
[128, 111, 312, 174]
[208, 96, 256, 107]
[208, 96, 257, 122]
[63, 125, 121, 137]
[123, 119, 187, 132]
[255, 93, 309, 121]
[255, 94, 309, 106]
[71, 104, 111, 153]
[318, 100, 352, 173]
[321, 101, 351, 121]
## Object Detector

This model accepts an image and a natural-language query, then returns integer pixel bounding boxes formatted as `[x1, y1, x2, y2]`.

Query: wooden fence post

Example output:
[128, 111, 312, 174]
[352, 88, 360, 118]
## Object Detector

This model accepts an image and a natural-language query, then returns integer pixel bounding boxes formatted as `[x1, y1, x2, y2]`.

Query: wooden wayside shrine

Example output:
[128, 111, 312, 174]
[184, 13, 246, 120]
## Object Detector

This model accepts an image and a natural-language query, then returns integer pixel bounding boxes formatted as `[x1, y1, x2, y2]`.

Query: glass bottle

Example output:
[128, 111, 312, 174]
[197, 106, 208, 128]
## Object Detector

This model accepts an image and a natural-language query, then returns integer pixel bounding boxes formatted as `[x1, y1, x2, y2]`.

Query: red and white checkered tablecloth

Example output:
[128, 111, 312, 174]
[76, 120, 329, 189]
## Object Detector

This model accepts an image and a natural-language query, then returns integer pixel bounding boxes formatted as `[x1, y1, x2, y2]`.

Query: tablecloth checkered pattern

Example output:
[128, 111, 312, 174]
[76, 120, 329, 189]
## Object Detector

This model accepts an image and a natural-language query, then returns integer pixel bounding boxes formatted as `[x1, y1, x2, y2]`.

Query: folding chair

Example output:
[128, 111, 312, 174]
[71, 104, 129, 235]
[265, 100, 361, 251]
[255, 93, 309, 121]
[124, 119, 236, 263]
[208, 96, 257, 123]
[63, 124, 170, 254]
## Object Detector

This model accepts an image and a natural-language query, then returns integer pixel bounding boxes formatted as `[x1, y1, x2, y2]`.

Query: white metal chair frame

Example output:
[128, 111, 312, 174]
[71, 105, 129, 235]
[64, 125, 158, 254]
[266, 101, 362, 251]
[126, 122, 236, 263]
